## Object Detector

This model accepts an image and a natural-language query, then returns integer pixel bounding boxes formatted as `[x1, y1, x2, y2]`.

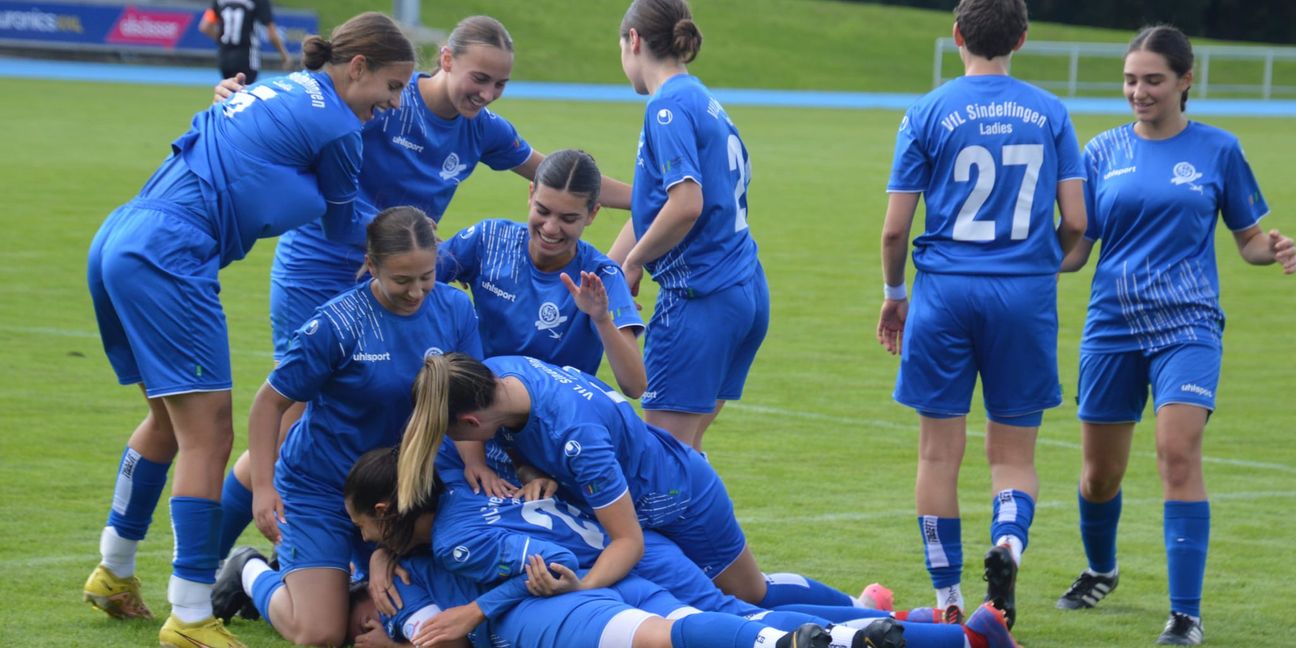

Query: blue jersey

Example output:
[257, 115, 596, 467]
[271, 283, 481, 490]
[272, 71, 532, 287]
[485, 356, 695, 516]
[387, 552, 491, 647]
[155, 70, 363, 268]
[1080, 122, 1268, 352]
[888, 75, 1084, 275]
[438, 219, 643, 374]
[631, 74, 759, 296]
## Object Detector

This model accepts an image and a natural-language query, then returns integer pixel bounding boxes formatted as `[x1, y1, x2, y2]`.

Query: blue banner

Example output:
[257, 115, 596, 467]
[0, 2, 317, 57]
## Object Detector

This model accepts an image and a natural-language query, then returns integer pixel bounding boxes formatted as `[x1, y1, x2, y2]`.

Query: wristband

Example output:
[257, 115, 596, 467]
[884, 282, 907, 301]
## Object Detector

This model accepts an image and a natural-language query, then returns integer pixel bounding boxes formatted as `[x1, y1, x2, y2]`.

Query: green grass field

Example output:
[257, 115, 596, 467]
[1, 2, 1294, 647]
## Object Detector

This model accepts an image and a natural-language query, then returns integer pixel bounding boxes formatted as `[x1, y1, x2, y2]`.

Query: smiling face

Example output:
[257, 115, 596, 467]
[342, 57, 414, 122]
[527, 183, 597, 272]
[441, 44, 513, 118]
[1124, 49, 1191, 130]
[367, 247, 437, 316]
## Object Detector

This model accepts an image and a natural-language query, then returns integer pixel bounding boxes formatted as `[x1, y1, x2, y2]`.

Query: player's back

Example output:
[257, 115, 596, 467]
[889, 75, 1083, 275]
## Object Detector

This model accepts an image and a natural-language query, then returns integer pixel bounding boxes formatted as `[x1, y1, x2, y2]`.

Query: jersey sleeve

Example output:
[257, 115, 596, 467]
[478, 112, 533, 171]
[596, 263, 644, 333]
[385, 558, 445, 643]
[644, 96, 703, 191]
[254, 0, 274, 24]
[1054, 113, 1085, 182]
[1219, 141, 1269, 231]
[562, 425, 630, 510]
[434, 525, 580, 587]
[266, 312, 345, 402]
[315, 131, 365, 245]
[452, 293, 485, 360]
[886, 107, 929, 192]
[437, 223, 484, 284]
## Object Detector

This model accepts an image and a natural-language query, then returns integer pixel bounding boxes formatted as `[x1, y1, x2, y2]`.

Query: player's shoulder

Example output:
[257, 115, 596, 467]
[1184, 121, 1241, 150]
[575, 242, 622, 274]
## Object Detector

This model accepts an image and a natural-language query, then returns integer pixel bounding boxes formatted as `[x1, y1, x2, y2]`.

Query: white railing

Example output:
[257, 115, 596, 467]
[933, 38, 1296, 100]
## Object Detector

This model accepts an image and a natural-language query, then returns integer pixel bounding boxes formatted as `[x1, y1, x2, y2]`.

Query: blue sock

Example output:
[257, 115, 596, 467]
[752, 610, 825, 631]
[990, 489, 1035, 552]
[768, 604, 890, 622]
[758, 573, 855, 608]
[250, 568, 283, 629]
[1165, 500, 1209, 618]
[170, 497, 221, 584]
[669, 611, 779, 648]
[217, 470, 254, 559]
[893, 621, 966, 648]
[1078, 489, 1122, 573]
[918, 516, 962, 589]
[105, 447, 170, 540]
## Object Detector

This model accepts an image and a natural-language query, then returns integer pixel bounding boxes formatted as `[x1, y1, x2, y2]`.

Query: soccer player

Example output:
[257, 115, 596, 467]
[1055, 25, 1294, 646]
[199, 0, 294, 82]
[609, 0, 769, 451]
[394, 354, 875, 613]
[82, 13, 413, 648]
[211, 16, 633, 550]
[876, 0, 1087, 628]
[210, 207, 481, 647]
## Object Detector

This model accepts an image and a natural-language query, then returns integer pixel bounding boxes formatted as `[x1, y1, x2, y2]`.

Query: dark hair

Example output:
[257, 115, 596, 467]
[344, 447, 442, 558]
[533, 149, 602, 211]
[302, 12, 416, 71]
[396, 353, 497, 513]
[446, 15, 514, 56]
[954, 0, 1028, 60]
[1129, 25, 1194, 111]
[620, 0, 702, 64]
[366, 206, 438, 270]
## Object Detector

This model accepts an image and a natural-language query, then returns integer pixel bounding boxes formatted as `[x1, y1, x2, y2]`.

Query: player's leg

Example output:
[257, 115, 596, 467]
[700, 267, 769, 451]
[1149, 344, 1216, 645]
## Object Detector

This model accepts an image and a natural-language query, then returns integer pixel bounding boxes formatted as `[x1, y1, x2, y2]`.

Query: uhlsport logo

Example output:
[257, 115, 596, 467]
[452, 545, 470, 562]
[439, 152, 468, 182]
[564, 440, 582, 457]
[424, 347, 443, 359]
[304, 319, 320, 335]
[1180, 383, 1214, 398]
[534, 301, 568, 339]
[656, 108, 673, 125]
[1170, 161, 1203, 192]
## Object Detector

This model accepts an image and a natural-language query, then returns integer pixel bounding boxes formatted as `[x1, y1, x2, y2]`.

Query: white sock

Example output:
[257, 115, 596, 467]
[826, 623, 859, 648]
[241, 557, 271, 596]
[98, 526, 138, 578]
[936, 583, 964, 611]
[168, 575, 213, 623]
[1086, 566, 1118, 578]
[995, 535, 1024, 566]
[753, 627, 783, 647]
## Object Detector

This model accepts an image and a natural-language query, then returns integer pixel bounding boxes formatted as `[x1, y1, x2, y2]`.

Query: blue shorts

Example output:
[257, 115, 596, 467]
[269, 275, 358, 360]
[646, 450, 747, 578]
[895, 272, 1061, 420]
[87, 199, 230, 397]
[1077, 343, 1220, 423]
[636, 531, 758, 616]
[495, 576, 678, 648]
[275, 468, 366, 575]
[642, 267, 770, 413]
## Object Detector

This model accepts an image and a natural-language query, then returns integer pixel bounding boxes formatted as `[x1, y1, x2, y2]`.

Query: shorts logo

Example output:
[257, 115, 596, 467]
[564, 440, 582, 457]
[424, 347, 443, 359]
[534, 301, 568, 339]
[439, 152, 468, 183]
[1180, 383, 1214, 398]
[452, 545, 471, 562]
[304, 319, 320, 336]
[656, 108, 673, 125]
[1170, 161, 1204, 192]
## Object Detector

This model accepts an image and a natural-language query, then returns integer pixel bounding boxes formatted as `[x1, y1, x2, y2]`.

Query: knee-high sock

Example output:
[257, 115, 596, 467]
[1078, 489, 1121, 573]
[101, 447, 170, 576]
[766, 604, 890, 623]
[217, 470, 254, 559]
[990, 490, 1035, 559]
[919, 516, 963, 590]
[249, 566, 283, 629]
[670, 611, 784, 648]
[1165, 500, 1209, 618]
[758, 572, 856, 608]
[170, 496, 221, 585]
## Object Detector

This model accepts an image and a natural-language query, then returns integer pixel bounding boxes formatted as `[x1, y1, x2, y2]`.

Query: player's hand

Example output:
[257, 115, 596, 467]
[523, 554, 583, 596]
[876, 298, 908, 356]
[410, 602, 484, 647]
[251, 486, 285, 544]
[621, 260, 644, 297]
[1270, 229, 1296, 274]
[562, 271, 611, 323]
[353, 618, 396, 648]
[519, 476, 559, 501]
[463, 463, 516, 499]
[213, 73, 247, 104]
[368, 548, 411, 617]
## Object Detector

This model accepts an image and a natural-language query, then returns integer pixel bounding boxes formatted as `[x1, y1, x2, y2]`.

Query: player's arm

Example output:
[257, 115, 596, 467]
[199, 7, 220, 42]
[877, 191, 918, 355]
[562, 270, 646, 398]
[264, 21, 294, 70]
[1233, 225, 1296, 273]
[1055, 178, 1087, 258]
[621, 180, 702, 294]
[608, 219, 637, 266]
[246, 382, 296, 543]
[580, 492, 644, 590]
[511, 150, 633, 211]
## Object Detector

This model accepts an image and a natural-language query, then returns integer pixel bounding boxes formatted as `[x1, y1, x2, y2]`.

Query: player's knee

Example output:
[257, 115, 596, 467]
[1079, 468, 1123, 501]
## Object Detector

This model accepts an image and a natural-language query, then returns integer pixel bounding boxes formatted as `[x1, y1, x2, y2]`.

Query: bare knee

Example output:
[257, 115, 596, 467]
[1157, 449, 1200, 492]
[1080, 467, 1124, 502]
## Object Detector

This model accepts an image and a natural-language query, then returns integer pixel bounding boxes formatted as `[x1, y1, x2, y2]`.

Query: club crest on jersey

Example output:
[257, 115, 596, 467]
[452, 545, 470, 562]
[439, 152, 468, 183]
[534, 301, 568, 339]
[656, 108, 673, 125]
[564, 440, 582, 457]
[424, 347, 443, 359]
[1170, 162, 1203, 187]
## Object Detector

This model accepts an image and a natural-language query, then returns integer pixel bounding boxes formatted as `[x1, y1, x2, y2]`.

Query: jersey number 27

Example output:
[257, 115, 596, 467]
[952, 144, 1043, 242]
